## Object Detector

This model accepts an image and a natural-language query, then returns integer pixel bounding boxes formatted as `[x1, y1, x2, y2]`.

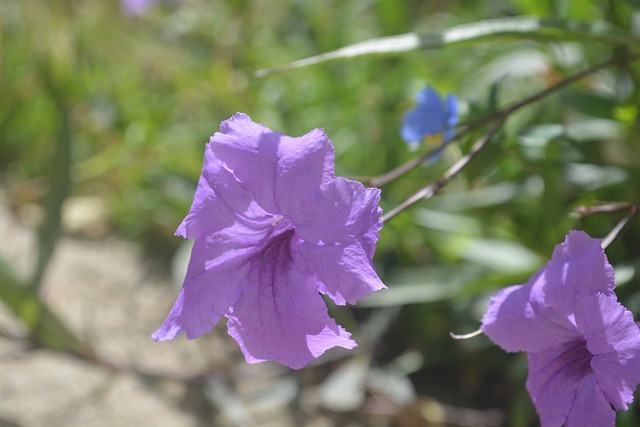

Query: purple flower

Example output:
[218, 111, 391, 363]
[401, 86, 458, 151]
[481, 230, 640, 426]
[153, 113, 385, 369]
[121, 0, 156, 16]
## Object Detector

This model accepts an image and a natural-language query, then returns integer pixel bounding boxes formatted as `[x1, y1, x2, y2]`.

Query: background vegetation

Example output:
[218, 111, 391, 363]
[2, 0, 640, 425]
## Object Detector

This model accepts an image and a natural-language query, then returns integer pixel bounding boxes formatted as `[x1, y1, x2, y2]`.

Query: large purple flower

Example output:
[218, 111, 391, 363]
[481, 230, 640, 426]
[153, 113, 385, 369]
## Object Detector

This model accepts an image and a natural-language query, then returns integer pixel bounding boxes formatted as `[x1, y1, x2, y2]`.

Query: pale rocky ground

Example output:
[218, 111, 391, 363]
[0, 194, 324, 427]
[0, 193, 504, 427]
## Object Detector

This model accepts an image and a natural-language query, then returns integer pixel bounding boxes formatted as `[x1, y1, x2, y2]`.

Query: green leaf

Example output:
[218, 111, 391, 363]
[32, 65, 72, 291]
[431, 182, 520, 211]
[564, 119, 623, 141]
[560, 90, 618, 119]
[256, 17, 636, 76]
[519, 124, 565, 146]
[358, 264, 482, 307]
[518, 124, 566, 160]
[456, 271, 535, 298]
[458, 238, 543, 273]
[614, 264, 635, 286]
[621, 0, 640, 8]
[488, 76, 508, 112]
[564, 163, 628, 190]
[413, 209, 483, 235]
[0, 256, 95, 359]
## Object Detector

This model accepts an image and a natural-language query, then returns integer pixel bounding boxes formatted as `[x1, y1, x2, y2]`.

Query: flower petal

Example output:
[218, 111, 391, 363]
[564, 373, 616, 427]
[122, 0, 155, 15]
[209, 113, 280, 213]
[293, 177, 382, 256]
[297, 241, 385, 306]
[274, 127, 335, 212]
[152, 236, 254, 340]
[446, 94, 459, 127]
[210, 113, 334, 215]
[526, 340, 592, 427]
[444, 94, 459, 142]
[481, 270, 580, 353]
[176, 147, 255, 239]
[542, 230, 615, 314]
[576, 293, 640, 410]
[226, 230, 355, 369]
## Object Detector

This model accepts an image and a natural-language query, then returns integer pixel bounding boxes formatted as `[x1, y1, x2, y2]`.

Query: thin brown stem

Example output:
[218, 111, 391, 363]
[601, 205, 639, 249]
[381, 120, 504, 223]
[369, 52, 640, 188]
[572, 202, 633, 218]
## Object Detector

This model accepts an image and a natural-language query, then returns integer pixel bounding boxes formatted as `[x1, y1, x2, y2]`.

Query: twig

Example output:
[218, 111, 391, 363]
[601, 205, 639, 249]
[449, 329, 483, 340]
[571, 202, 633, 218]
[572, 202, 639, 249]
[381, 120, 504, 223]
[368, 52, 640, 188]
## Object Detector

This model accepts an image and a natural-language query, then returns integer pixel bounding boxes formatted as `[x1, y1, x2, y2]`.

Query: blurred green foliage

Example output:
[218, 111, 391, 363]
[3, 0, 640, 425]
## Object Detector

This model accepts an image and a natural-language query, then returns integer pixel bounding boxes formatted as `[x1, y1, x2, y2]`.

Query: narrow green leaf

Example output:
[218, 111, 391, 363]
[621, 0, 640, 8]
[456, 271, 535, 298]
[0, 257, 95, 359]
[459, 238, 543, 273]
[488, 76, 507, 112]
[560, 90, 618, 119]
[413, 209, 483, 235]
[565, 119, 623, 141]
[358, 265, 482, 307]
[564, 163, 628, 190]
[519, 124, 566, 146]
[256, 17, 636, 76]
[31, 63, 72, 291]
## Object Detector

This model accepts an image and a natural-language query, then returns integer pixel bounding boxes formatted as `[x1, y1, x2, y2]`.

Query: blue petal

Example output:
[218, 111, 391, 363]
[446, 94, 459, 127]
[416, 86, 443, 106]
[400, 86, 456, 145]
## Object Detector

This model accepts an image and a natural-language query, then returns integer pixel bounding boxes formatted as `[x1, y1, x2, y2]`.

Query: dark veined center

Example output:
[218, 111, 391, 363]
[257, 227, 296, 288]
[252, 227, 298, 330]
[545, 338, 593, 391]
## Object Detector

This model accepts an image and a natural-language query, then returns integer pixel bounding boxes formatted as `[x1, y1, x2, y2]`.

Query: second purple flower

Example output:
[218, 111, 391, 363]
[481, 230, 640, 426]
[153, 113, 386, 369]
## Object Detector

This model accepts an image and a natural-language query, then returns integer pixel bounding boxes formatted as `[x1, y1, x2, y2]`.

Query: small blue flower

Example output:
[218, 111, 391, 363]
[401, 86, 458, 150]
